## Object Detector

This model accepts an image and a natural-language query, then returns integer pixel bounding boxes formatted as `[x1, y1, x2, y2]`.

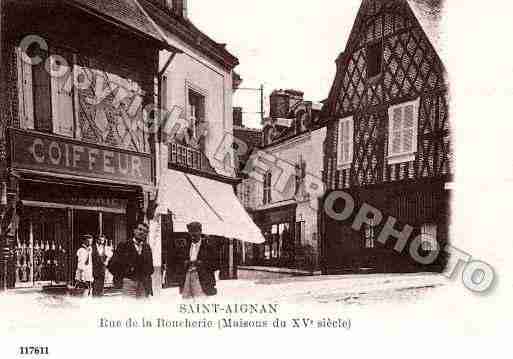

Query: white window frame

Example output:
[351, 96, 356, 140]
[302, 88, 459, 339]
[337, 116, 354, 169]
[16, 47, 35, 130]
[185, 81, 208, 145]
[387, 98, 420, 164]
[420, 224, 438, 251]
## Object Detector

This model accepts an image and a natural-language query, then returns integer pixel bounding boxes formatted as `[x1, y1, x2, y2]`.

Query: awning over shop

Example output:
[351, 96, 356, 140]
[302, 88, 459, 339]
[158, 169, 264, 244]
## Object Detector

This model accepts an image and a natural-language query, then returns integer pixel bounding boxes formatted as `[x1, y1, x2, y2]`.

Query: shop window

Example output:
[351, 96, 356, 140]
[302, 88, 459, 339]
[295, 220, 305, 247]
[337, 116, 354, 168]
[258, 222, 294, 267]
[420, 224, 438, 251]
[17, 45, 74, 136]
[366, 41, 382, 79]
[387, 98, 420, 164]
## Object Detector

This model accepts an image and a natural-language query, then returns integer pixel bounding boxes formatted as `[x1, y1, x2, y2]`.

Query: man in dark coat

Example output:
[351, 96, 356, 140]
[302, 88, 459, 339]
[168, 222, 219, 298]
[108, 222, 154, 298]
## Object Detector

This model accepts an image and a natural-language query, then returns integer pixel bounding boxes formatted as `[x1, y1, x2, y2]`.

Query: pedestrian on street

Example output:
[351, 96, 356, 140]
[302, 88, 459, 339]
[91, 235, 112, 297]
[75, 234, 93, 296]
[108, 222, 154, 299]
[169, 222, 219, 300]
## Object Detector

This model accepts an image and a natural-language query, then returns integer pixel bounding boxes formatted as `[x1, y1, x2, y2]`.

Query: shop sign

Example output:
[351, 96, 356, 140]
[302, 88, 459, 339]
[10, 129, 152, 186]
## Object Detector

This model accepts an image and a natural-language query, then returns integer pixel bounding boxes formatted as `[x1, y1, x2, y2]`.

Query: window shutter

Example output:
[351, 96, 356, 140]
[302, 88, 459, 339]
[32, 46, 52, 132]
[391, 107, 403, 155]
[338, 117, 353, 166]
[342, 121, 349, 162]
[347, 118, 353, 163]
[16, 47, 34, 129]
[421, 224, 437, 251]
[337, 119, 344, 164]
[402, 104, 415, 153]
[50, 51, 74, 137]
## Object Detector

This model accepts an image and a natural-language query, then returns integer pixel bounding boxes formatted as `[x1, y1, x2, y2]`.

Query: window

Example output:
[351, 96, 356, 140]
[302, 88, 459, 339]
[295, 220, 305, 247]
[238, 182, 252, 208]
[262, 222, 293, 264]
[387, 98, 420, 164]
[337, 116, 354, 168]
[295, 154, 306, 195]
[366, 41, 382, 78]
[363, 220, 376, 249]
[187, 89, 206, 150]
[420, 224, 438, 251]
[17, 46, 74, 136]
[263, 171, 272, 205]
[295, 110, 307, 134]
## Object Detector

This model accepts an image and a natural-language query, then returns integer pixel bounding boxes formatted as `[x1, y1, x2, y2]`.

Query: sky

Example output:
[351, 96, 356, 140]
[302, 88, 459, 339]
[187, 0, 363, 128]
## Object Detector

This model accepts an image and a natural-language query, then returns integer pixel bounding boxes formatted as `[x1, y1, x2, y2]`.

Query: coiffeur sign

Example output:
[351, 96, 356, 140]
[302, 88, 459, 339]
[10, 129, 152, 186]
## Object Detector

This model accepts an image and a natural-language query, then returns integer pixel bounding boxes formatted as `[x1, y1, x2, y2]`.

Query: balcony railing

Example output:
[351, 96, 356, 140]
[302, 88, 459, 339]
[169, 142, 217, 175]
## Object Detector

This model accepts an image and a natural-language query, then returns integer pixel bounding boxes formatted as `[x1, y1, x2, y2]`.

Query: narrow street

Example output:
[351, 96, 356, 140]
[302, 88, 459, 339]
[1, 273, 446, 309]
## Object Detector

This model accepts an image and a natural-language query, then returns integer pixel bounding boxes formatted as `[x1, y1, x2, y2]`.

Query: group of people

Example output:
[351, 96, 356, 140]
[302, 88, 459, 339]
[75, 233, 113, 297]
[74, 221, 220, 300]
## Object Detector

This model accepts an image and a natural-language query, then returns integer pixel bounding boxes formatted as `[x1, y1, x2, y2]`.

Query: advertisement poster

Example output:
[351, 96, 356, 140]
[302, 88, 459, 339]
[0, 1, 510, 358]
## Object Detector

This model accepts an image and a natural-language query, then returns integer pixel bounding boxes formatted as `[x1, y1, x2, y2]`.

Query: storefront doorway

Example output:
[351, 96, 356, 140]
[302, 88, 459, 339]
[13, 182, 132, 289]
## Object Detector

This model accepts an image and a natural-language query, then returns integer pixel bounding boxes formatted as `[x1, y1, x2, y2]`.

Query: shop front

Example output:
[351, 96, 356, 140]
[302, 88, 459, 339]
[250, 203, 297, 268]
[6, 128, 153, 290]
[322, 179, 450, 274]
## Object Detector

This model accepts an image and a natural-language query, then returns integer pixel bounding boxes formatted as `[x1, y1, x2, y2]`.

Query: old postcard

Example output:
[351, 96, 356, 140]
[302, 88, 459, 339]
[0, 0, 510, 358]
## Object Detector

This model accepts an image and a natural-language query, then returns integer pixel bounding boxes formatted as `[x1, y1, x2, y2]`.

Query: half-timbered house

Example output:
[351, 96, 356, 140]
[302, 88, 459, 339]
[321, 0, 451, 274]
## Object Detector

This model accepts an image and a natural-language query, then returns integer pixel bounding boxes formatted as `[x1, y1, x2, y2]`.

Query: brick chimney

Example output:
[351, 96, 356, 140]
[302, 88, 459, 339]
[154, 0, 188, 18]
[269, 89, 304, 118]
[172, 0, 188, 18]
[233, 107, 243, 127]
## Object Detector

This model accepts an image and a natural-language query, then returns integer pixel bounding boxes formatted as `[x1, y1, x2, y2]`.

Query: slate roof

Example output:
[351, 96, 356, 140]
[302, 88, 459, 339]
[69, 0, 165, 42]
[407, 0, 445, 57]
[138, 0, 239, 70]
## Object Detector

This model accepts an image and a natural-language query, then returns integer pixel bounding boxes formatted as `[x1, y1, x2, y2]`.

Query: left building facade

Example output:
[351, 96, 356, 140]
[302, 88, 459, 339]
[0, 0, 168, 291]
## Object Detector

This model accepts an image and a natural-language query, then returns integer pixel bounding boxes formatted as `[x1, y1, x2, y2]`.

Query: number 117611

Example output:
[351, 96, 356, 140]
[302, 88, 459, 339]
[19, 346, 49, 355]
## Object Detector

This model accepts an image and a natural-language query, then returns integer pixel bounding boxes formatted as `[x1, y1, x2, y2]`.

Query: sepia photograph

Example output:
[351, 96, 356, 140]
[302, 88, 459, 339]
[0, 0, 509, 358]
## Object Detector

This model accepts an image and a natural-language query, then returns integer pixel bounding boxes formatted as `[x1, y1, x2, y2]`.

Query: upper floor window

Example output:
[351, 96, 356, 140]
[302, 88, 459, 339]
[238, 182, 252, 208]
[363, 220, 376, 249]
[387, 98, 420, 164]
[337, 116, 354, 168]
[420, 224, 438, 251]
[187, 88, 206, 150]
[263, 171, 272, 205]
[17, 46, 74, 137]
[188, 90, 205, 136]
[295, 110, 307, 134]
[263, 125, 274, 146]
[366, 41, 383, 79]
[16, 44, 148, 153]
